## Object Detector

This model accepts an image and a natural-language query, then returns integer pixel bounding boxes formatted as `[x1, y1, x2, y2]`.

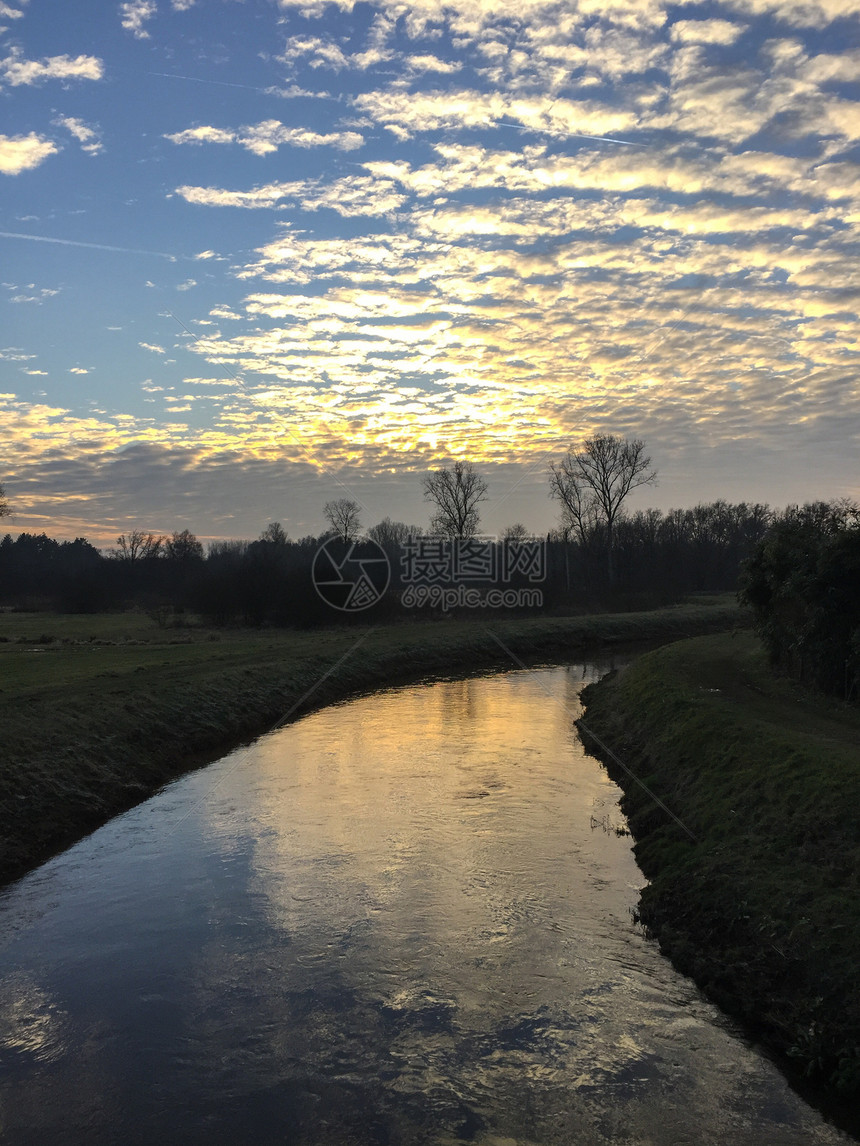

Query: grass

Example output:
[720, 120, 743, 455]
[0, 596, 744, 890]
[578, 630, 860, 1117]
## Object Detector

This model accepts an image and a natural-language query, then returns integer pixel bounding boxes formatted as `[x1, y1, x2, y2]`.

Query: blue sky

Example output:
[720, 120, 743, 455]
[2, 0, 860, 544]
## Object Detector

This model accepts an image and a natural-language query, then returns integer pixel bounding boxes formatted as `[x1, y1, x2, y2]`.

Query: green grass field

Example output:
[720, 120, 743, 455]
[0, 597, 744, 890]
[579, 631, 860, 1114]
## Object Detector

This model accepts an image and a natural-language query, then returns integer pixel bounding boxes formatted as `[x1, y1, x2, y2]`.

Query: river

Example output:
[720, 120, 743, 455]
[0, 663, 852, 1144]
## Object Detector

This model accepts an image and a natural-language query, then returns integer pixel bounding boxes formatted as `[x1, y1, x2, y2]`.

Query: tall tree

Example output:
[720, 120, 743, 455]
[323, 499, 362, 543]
[549, 435, 657, 582]
[0, 483, 9, 520]
[259, 521, 289, 546]
[165, 529, 204, 562]
[109, 530, 164, 562]
[423, 461, 487, 538]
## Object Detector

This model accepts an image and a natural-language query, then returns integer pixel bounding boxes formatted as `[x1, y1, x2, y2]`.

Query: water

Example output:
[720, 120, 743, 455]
[0, 665, 852, 1145]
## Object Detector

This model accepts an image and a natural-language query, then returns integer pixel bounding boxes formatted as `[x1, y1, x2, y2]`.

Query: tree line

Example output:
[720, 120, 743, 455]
[739, 499, 860, 701]
[2, 445, 857, 691]
[0, 442, 765, 622]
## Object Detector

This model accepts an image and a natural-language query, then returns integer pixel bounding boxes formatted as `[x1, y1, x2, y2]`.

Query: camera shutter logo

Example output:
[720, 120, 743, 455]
[312, 538, 390, 612]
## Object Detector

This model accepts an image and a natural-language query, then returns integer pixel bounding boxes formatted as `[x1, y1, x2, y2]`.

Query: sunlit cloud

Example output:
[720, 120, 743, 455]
[52, 116, 103, 155]
[164, 120, 364, 155]
[353, 88, 639, 141]
[0, 133, 57, 174]
[669, 19, 748, 45]
[5, 0, 860, 538]
[0, 49, 104, 86]
[119, 0, 156, 38]
[174, 174, 407, 214]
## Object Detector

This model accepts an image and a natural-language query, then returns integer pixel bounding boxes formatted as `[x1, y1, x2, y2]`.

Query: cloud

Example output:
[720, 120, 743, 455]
[174, 180, 304, 209]
[8, 285, 60, 303]
[174, 175, 406, 214]
[353, 87, 639, 142]
[69, 367, 89, 374]
[265, 83, 334, 99]
[120, 0, 156, 38]
[5, 0, 860, 535]
[721, 0, 860, 29]
[0, 133, 57, 175]
[52, 116, 103, 155]
[280, 35, 350, 72]
[164, 119, 363, 155]
[670, 19, 748, 45]
[0, 49, 104, 86]
[166, 125, 234, 147]
[404, 53, 462, 75]
[0, 2, 25, 17]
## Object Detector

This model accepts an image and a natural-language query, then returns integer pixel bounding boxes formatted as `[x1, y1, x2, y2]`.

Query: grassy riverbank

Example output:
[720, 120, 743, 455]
[578, 631, 860, 1114]
[0, 597, 743, 888]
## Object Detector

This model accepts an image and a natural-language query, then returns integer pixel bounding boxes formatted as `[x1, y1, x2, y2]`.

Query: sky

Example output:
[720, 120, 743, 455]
[2, 0, 860, 545]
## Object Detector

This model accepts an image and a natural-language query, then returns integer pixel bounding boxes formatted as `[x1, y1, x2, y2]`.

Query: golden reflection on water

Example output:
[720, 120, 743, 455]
[0, 666, 851, 1145]
[227, 668, 638, 975]
[0, 972, 68, 1063]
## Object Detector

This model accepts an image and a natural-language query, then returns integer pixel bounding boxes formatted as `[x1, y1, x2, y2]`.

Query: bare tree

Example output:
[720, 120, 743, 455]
[423, 461, 487, 538]
[368, 517, 421, 548]
[549, 435, 657, 582]
[501, 522, 530, 542]
[547, 464, 600, 545]
[0, 483, 9, 520]
[109, 530, 164, 562]
[165, 529, 204, 562]
[323, 498, 362, 543]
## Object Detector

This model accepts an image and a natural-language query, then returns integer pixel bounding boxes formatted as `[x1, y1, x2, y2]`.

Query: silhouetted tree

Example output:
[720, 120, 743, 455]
[109, 530, 164, 562]
[0, 483, 9, 520]
[368, 518, 419, 548]
[323, 499, 362, 543]
[501, 522, 530, 542]
[550, 435, 656, 582]
[739, 500, 860, 699]
[259, 521, 289, 546]
[164, 529, 204, 562]
[423, 461, 487, 538]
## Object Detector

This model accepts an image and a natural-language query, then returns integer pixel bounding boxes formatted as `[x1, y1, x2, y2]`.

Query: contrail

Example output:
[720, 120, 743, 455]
[493, 118, 640, 146]
[0, 231, 177, 259]
[141, 70, 338, 100]
[143, 70, 273, 93]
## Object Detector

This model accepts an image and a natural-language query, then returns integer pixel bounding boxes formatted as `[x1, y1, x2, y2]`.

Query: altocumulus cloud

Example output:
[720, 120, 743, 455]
[4, 0, 860, 537]
[164, 120, 364, 155]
